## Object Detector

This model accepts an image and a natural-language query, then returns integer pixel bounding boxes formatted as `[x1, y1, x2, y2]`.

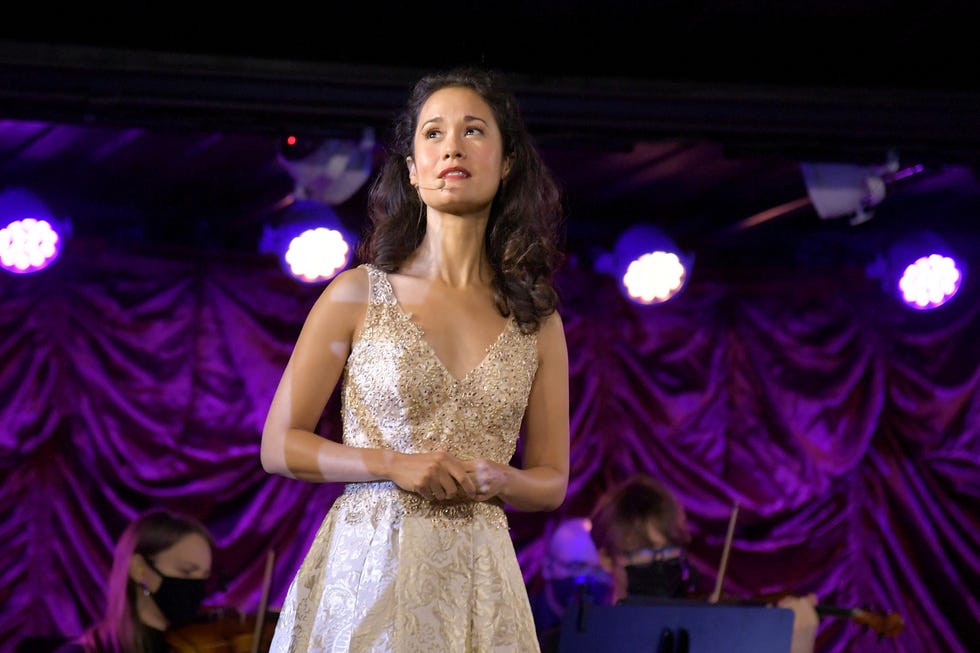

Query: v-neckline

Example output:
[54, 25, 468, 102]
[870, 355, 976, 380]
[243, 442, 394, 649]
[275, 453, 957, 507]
[379, 269, 512, 384]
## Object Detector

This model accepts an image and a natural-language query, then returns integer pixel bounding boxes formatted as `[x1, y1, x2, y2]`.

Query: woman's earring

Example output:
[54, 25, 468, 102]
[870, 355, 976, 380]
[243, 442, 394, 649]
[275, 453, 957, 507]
[140, 580, 151, 597]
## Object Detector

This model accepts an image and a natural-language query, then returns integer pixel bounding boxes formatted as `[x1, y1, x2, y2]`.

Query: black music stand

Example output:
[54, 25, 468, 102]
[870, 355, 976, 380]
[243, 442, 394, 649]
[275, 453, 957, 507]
[558, 596, 795, 653]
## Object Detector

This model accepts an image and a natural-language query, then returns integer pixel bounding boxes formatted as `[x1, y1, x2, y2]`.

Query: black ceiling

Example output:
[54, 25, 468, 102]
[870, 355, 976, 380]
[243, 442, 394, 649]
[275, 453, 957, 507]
[1, 2, 979, 273]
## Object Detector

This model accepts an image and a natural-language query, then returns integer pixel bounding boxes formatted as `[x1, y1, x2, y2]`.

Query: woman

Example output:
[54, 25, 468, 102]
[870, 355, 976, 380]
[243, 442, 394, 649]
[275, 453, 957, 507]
[529, 517, 611, 653]
[588, 474, 698, 604]
[260, 66, 570, 652]
[588, 474, 819, 653]
[55, 508, 214, 653]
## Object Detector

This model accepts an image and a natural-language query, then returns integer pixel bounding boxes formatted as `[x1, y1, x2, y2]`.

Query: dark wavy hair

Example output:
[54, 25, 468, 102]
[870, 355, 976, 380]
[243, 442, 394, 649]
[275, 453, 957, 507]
[358, 66, 565, 334]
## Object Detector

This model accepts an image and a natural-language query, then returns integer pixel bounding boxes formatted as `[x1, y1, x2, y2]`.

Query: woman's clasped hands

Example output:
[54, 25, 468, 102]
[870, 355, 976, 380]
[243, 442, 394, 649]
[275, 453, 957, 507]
[390, 449, 505, 502]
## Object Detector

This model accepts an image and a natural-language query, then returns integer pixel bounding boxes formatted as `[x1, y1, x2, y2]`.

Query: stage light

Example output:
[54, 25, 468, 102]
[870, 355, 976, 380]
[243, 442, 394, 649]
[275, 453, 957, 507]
[866, 230, 965, 310]
[277, 127, 376, 206]
[800, 154, 901, 225]
[258, 199, 355, 284]
[266, 128, 374, 283]
[898, 254, 962, 310]
[0, 187, 70, 275]
[595, 224, 693, 305]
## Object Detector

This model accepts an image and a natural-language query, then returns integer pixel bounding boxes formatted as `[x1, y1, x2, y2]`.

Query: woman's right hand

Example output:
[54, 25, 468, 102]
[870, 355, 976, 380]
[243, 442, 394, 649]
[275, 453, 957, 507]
[389, 450, 478, 500]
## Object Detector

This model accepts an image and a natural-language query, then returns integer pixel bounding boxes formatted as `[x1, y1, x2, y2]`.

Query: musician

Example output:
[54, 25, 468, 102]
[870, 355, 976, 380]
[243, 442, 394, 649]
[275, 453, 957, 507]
[54, 508, 214, 653]
[529, 517, 612, 652]
[588, 474, 819, 653]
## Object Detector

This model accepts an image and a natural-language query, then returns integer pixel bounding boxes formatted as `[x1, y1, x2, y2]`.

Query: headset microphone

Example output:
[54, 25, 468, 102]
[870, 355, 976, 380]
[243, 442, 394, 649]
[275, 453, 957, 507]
[413, 179, 446, 190]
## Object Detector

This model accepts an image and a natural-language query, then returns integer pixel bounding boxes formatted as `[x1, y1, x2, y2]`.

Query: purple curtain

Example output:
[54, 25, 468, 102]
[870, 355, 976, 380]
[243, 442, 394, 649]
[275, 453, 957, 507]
[2, 244, 977, 653]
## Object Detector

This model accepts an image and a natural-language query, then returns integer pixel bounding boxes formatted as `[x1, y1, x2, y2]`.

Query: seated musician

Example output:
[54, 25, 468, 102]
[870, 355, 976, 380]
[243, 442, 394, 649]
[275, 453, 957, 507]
[54, 508, 214, 653]
[530, 517, 612, 652]
[587, 474, 819, 653]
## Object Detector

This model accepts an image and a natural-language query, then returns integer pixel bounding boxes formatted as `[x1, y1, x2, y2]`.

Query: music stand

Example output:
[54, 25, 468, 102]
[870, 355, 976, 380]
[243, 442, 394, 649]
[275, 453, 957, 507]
[558, 596, 795, 653]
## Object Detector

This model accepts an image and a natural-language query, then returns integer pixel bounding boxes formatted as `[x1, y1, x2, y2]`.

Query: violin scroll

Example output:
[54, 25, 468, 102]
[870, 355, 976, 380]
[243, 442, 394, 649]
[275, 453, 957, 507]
[850, 608, 905, 639]
[731, 593, 905, 639]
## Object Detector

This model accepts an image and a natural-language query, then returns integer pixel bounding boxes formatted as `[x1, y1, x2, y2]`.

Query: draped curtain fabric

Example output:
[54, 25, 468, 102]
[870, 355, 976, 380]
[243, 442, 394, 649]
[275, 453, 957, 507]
[1, 244, 977, 653]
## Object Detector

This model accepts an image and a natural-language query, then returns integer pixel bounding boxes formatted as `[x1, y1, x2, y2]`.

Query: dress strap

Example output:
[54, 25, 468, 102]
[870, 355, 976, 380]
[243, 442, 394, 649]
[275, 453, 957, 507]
[361, 264, 397, 306]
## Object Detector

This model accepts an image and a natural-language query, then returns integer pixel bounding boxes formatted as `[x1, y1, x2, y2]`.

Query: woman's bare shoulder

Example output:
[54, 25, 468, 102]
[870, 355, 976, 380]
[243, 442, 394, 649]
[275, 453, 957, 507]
[321, 265, 371, 302]
[539, 310, 566, 337]
[304, 265, 371, 328]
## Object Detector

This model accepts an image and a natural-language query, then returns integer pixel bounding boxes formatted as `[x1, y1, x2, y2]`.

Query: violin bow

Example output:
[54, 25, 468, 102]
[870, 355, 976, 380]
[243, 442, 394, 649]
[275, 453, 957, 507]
[708, 501, 739, 604]
[250, 549, 276, 653]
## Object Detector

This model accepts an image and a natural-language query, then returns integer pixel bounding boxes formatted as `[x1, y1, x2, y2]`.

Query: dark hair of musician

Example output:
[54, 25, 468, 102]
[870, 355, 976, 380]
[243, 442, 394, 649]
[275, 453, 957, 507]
[589, 473, 691, 555]
[77, 509, 213, 653]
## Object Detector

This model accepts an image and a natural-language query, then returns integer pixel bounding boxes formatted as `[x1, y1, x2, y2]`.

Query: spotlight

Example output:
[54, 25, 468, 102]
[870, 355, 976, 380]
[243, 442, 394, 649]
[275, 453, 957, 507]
[277, 127, 376, 206]
[898, 254, 962, 310]
[595, 224, 693, 305]
[0, 187, 70, 275]
[866, 230, 965, 310]
[259, 199, 356, 284]
[800, 154, 901, 225]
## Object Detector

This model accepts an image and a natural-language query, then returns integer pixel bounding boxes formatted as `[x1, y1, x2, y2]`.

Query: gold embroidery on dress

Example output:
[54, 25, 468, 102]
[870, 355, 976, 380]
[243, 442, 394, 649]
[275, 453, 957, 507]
[269, 263, 543, 653]
[336, 482, 509, 531]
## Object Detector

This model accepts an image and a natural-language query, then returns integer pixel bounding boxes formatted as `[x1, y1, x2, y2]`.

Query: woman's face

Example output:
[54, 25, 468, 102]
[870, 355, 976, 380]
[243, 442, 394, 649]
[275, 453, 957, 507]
[407, 85, 511, 213]
[599, 519, 672, 602]
[136, 532, 212, 591]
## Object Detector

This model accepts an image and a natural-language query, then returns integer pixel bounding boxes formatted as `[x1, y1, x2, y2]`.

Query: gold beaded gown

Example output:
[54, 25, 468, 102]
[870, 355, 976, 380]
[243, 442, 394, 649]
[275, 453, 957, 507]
[269, 264, 541, 653]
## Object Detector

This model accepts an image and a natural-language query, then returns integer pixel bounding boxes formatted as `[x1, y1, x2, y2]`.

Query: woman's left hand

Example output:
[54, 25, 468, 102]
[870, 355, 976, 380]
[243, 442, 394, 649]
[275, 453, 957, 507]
[462, 458, 506, 501]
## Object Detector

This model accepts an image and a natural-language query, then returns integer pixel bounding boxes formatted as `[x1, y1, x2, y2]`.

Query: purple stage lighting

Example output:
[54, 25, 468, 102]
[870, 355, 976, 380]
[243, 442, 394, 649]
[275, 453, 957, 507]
[867, 229, 965, 311]
[897, 254, 962, 310]
[595, 224, 693, 305]
[282, 225, 351, 283]
[0, 188, 68, 275]
[259, 199, 355, 283]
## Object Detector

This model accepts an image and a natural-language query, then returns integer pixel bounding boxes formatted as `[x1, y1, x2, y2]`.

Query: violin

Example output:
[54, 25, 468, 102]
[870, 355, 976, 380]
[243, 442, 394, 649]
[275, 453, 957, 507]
[706, 502, 905, 640]
[713, 591, 905, 640]
[812, 602, 904, 639]
[166, 549, 279, 653]
[165, 608, 278, 653]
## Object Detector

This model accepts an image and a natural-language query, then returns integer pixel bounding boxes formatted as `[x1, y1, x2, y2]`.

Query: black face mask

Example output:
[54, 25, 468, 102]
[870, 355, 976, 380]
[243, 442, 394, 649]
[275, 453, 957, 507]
[625, 556, 693, 599]
[146, 561, 208, 628]
[549, 576, 612, 608]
